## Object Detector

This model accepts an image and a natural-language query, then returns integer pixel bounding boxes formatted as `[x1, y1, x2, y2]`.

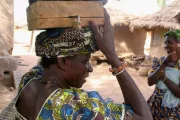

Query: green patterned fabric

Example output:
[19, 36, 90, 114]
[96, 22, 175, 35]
[35, 28, 98, 58]
[164, 29, 180, 41]
[14, 66, 133, 120]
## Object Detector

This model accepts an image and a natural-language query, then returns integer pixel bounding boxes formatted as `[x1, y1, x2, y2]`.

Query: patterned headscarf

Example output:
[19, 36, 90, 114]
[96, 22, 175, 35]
[35, 28, 98, 58]
[164, 29, 180, 41]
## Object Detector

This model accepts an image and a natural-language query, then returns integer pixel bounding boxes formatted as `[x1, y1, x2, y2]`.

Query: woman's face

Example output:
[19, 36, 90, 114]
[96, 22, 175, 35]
[164, 36, 179, 54]
[65, 53, 93, 88]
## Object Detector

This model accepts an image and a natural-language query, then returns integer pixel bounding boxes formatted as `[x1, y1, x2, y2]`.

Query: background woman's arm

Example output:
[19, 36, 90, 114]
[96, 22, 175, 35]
[148, 51, 179, 86]
[164, 78, 180, 98]
[148, 63, 166, 86]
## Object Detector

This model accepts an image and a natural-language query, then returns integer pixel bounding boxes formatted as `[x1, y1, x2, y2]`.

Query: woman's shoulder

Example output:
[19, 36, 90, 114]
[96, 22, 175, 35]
[50, 88, 103, 101]
[38, 88, 132, 120]
[18, 66, 43, 92]
[38, 88, 103, 119]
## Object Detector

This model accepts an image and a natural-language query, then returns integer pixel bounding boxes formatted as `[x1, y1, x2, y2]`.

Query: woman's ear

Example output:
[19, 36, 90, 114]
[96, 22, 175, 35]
[57, 57, 67, 71]
[178, 42, 180, 47]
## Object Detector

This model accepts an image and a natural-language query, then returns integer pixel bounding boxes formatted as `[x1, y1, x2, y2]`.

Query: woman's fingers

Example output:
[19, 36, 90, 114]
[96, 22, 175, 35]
[89, 21, 100, 34]
[89, 8, 115, 55]
[89, 21, 103, 39]
[104, 8, 111, 25]
[90, 8, 111, 41]
[103, 8, 112, 35]
[89, 21, 103, 51]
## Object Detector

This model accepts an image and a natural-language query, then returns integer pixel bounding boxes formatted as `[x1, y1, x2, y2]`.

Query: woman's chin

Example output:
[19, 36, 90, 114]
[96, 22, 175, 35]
[82, 79, 87, 85]
[76, 80, 86, 88]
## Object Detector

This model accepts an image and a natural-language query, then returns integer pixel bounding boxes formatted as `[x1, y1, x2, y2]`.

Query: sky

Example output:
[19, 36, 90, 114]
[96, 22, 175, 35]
[105, 0, 160, 15]
[14, 0, 175, 26]
[14, 0, 28, 26]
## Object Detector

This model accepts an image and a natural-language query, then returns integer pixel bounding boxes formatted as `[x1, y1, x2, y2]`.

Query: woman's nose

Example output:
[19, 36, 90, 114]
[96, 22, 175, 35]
[87, 62, 93, 72]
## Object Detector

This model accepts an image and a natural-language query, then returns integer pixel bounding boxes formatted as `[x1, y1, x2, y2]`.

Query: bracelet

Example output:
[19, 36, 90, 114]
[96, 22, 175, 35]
[113, 69, 125, 76]
[109, 63, 126, 74]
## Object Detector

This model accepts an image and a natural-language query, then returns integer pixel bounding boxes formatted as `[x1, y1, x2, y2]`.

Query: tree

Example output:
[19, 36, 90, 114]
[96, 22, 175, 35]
[157, 0, 166, 6]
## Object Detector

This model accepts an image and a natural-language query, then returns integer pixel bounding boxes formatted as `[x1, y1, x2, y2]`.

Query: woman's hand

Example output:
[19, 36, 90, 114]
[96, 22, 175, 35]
[90, 8, 121, 67]
[164, 76, 180, 98]
[90, 8, 116, 57]
[163, 51, 179, 66]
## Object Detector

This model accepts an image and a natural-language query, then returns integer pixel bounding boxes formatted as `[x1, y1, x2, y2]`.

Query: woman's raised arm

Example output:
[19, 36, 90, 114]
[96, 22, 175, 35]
[90, 8, 152, 120]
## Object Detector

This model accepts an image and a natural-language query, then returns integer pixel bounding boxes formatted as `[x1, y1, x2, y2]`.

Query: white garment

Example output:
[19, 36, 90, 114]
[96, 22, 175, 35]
[156, 67, 180, 108]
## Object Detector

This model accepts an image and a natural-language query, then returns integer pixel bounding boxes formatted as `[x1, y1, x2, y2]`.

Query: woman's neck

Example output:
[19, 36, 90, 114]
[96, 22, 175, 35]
[167, 61, 179, 68]
[42, 67, 70, 89]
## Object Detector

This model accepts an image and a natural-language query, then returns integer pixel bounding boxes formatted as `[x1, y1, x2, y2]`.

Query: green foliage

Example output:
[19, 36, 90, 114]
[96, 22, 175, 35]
[157, 0, 166, 6]
[164, 29, 180, 41]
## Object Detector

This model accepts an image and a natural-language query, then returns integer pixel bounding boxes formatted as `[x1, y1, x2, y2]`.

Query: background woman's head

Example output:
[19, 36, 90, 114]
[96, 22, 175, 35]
[36, 27, 98, 88]
[164, 29, 180, 54]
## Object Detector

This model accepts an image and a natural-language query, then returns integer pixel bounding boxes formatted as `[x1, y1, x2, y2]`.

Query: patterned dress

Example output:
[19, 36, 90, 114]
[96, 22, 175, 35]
[14, 66, 133, 120]
[147, 57, 180, 120]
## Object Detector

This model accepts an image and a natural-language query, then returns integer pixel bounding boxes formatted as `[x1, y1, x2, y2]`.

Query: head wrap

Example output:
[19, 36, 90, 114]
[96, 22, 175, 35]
[164, 29, 180, 41]
[35, 27, 98, 58]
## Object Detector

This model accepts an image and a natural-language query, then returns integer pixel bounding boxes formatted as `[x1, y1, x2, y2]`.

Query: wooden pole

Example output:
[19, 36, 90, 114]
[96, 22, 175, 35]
[29, 30, 34, 52]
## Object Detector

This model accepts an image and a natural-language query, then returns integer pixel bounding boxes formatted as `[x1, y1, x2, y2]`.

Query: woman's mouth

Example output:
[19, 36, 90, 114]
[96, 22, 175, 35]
[81, 74, 89, 83]
[84, 76, 88, 80]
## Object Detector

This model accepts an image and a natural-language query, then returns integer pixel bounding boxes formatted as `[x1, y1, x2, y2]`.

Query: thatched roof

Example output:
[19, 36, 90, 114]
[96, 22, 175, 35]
[130, 0, 180, 30]
[175, 12, 180, 22]
[107, 8, 137, 26]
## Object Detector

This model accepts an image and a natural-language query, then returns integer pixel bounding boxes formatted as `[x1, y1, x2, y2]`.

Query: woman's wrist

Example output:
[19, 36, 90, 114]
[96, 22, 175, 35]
[105, 52, 122, 67]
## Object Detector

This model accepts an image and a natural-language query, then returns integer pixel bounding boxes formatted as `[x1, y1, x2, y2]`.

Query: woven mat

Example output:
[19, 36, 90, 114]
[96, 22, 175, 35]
[13, 71, 23, 89]
[0, 98, 16, 120]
